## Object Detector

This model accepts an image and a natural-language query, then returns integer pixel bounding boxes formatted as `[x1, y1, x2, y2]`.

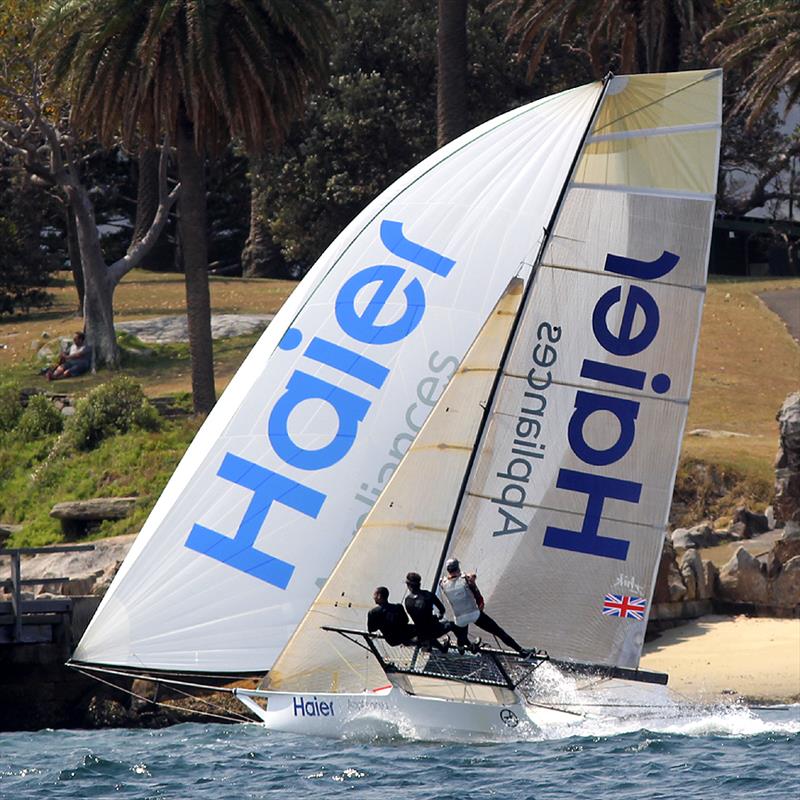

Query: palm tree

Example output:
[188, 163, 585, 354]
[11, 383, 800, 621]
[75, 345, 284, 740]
[39, 0, 334, 413]
[493, 0, 716, 79]
[705, 0, 800, 124]
[437, 0, 469, 148]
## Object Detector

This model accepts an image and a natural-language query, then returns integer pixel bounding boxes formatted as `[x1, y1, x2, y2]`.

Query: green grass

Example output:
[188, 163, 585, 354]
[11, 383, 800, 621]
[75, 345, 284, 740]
[0, 418, 200, 547]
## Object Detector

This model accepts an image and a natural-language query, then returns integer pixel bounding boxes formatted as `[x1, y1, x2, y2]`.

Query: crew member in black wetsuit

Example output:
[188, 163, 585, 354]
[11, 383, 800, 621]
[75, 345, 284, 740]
[366, 586, 416, 646]
[403, 572, 450, 652]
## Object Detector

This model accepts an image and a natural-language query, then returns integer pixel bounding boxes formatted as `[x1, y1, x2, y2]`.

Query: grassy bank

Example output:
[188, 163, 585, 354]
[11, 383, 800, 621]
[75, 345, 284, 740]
[685, 276, 800, 484]
[0, 272, 797, 547]
[0, 271, 296, 396]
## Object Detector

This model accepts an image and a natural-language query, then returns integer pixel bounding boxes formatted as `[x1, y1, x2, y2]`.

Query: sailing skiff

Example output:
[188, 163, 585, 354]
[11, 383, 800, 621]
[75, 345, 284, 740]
[72, 69, 722, 739]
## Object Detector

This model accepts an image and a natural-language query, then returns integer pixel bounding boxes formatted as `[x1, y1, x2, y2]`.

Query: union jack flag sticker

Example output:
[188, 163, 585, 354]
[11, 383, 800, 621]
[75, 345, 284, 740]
[602, 594, 647, 620]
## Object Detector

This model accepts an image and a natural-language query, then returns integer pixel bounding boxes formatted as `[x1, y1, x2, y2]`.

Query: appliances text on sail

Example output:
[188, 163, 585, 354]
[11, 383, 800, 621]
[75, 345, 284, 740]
[491, 322, 560, 536]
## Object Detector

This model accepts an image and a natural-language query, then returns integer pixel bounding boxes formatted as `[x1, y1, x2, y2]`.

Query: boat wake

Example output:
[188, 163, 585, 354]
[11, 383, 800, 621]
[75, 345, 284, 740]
[520, 664, 800, 741]
[332, 664, 800, 744]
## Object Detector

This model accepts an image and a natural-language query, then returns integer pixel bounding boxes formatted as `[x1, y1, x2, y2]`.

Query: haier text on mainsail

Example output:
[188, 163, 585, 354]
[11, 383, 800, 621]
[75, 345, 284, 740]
[495, 249, 680, 563]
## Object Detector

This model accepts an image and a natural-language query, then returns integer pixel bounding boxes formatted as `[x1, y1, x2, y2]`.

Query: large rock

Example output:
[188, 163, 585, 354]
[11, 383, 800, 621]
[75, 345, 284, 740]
[774, 392, 800, 530]
[115, 314, 273, 345]
[702, 559, 719, 601]
[86, 696, 129, 728]
[670, 522, 718, 549]
[718, 547, 769, 605]
[50, 498, 137, 521]
[772, 537, 800, 567]
[771, 556, 800, 609]
[49, 497, 138, 539]
[730, 507, 770, 539]
[784, 520, 800, 540]
[679, 549, 715, 601]
[653, 537, 684, 603]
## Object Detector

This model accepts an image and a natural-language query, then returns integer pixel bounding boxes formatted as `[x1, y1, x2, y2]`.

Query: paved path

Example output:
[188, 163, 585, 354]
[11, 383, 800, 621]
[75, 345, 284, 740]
[759, 289, 800, 343]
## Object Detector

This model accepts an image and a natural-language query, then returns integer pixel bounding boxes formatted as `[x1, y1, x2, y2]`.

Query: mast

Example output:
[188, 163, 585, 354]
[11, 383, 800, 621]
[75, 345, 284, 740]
[430, 75, 614, 590]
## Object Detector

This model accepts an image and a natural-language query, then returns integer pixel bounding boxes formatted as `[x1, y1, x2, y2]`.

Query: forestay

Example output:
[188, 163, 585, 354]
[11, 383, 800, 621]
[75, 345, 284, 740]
[74, 84, 601, 672]
[266, 281, 523, 694]
[448, 70, 722, 668]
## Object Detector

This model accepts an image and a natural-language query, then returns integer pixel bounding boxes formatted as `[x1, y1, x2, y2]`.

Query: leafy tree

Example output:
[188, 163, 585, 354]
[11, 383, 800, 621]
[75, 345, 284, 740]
[0, 2, 178, 364]
[706, 1, 800, 270]
[494, 0, 717, 78]
[40, 0, 335, 414]
[257, 0, 590, 271]
[0, 172, 54, 315]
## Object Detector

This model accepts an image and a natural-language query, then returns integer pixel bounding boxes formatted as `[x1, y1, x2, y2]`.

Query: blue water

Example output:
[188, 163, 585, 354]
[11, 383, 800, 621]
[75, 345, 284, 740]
[1, 706, 798, 800]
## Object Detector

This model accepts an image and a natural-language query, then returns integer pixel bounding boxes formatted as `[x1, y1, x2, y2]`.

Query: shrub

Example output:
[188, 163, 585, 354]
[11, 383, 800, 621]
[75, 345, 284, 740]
[66, 377, 161, 451]
[17, 394, 64, 440]
[0, 382, 22, 432]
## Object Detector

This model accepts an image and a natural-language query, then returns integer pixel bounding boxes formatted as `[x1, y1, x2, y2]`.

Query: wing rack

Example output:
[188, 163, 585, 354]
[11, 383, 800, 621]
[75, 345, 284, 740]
[322, 626, 549, 690]
[322, 627, 669, 688]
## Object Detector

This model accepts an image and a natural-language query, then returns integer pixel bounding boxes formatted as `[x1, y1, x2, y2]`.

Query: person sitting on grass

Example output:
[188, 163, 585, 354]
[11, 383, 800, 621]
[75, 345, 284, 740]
[46, 332, 92, 381]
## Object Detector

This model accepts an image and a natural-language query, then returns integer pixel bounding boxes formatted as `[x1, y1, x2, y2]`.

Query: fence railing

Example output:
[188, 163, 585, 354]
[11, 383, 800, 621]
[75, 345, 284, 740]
[0, 544, 95, 642]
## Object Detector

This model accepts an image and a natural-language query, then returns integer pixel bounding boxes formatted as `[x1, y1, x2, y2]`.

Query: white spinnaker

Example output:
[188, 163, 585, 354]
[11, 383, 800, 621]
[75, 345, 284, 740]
[74, 84, 601, 672]
[447, 70, 722, 669]
[266, 280, 523, 693]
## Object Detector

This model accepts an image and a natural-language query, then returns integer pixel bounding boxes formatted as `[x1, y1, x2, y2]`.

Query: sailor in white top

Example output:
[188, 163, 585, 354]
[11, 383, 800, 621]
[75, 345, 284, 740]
[439, 558, 530, 656]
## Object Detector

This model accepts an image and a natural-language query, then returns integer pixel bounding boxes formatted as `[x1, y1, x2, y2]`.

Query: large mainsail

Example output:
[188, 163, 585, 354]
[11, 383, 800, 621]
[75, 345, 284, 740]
[448, 70, 722, 669]
[267, 280, 523, 693]
[74, 84, 602, 672]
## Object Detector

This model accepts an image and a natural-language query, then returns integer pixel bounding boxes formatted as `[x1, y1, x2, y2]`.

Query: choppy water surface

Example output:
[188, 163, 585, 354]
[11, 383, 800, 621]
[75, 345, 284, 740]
[1, 702, 798, 800]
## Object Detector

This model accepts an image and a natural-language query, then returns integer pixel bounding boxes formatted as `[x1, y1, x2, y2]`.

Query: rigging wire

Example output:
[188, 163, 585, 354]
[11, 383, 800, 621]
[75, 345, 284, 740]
[70, 662, 255, 693]
[73, 668, 255, 724]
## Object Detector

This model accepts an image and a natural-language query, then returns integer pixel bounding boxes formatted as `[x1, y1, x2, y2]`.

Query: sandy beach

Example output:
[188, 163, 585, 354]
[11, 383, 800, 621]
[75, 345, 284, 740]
[640, 615, 800, 703]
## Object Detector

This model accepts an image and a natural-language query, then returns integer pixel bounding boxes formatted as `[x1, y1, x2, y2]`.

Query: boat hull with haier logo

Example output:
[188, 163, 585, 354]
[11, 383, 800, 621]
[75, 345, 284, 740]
[234, 687, 573, 740]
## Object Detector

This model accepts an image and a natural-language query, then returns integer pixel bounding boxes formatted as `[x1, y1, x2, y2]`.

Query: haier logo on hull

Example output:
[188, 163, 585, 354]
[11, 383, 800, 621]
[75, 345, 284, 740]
[543, 250, 680, 562]
[292, 696, 334, 717]
[185, 221, 457, 587]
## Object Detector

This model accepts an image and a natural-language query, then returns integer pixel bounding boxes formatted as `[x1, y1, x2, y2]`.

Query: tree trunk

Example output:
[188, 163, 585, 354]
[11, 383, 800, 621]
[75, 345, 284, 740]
[656, 4, 682, 73]
[436, 0, 468, 148]
[68, 187, 119, 369]
[65, 205, 85, 314]
[176, 111, 216, 414]
[133, 148, 160, 244]
[133, 148, 173, 270]
[241, 154, 287, 278]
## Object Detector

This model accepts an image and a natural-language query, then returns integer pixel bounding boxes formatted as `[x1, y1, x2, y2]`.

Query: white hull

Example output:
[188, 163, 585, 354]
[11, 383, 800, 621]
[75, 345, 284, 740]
[234, 687, 577, 740]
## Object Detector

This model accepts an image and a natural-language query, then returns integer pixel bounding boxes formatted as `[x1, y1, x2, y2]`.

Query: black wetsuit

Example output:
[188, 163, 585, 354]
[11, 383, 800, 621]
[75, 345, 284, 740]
[367, 601, 415, 646]
[404, 589, 450, 645]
